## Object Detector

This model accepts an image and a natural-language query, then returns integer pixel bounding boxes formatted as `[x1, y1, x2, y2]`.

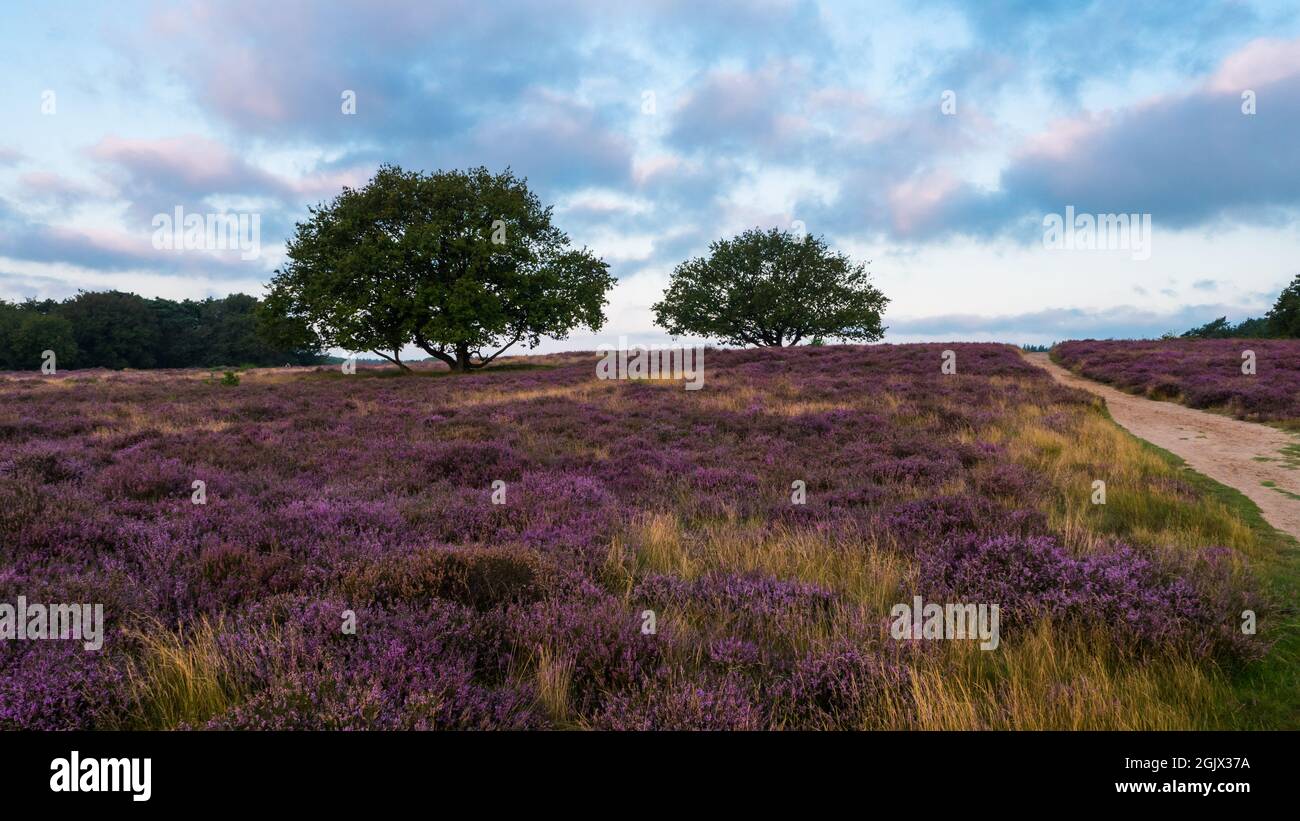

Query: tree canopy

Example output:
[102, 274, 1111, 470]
[0, 308, 77, 371]
[652, 227, 888, 347]
[1179, 316, 1271, 339]
[58, 290, 162, 369]
[264, 165, 614, 371]
[0, 292, 322, 371]
[1267, 273, 1300, 338]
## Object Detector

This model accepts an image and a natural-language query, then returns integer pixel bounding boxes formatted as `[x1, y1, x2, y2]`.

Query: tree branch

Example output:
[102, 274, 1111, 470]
[370, 349, 411, 371]
[468, 335, 523, 369]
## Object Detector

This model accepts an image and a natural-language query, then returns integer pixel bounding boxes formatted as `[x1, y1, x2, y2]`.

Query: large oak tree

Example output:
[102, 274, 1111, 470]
[266, 165, 614, 371]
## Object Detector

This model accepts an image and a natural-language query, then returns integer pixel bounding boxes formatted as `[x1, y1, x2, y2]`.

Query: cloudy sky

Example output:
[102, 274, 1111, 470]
[2, 0, 1299, 351]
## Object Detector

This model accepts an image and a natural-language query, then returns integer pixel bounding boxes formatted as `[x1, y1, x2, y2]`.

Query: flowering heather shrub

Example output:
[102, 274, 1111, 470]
[501, 595, 664, 716]
[504, 471, 622, 555]
[880, 495, 1046, 551]
[1053, 339, 1300, 422]
[0, 640, 130, 730]
[411, 440, 526, 487]
[634, 571, 838, 643]
[0, 474, 45, 537]
[635, 571, 836, 612]
[202, 599, 543, 730]
[595, 673, 764, 730]
[771, 644, 913, 730]
[919, 535, 1262, 661]
[344, 544, 544, 611]
[0, 343, 1275, 728]
[707, 636, 764, 670]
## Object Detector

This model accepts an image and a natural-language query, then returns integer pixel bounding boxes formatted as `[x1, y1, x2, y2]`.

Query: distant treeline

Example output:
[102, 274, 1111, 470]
[4, 271, 1296, 372]
[0, 291, 324, 371]
[1179, 315, 1276, 339]
[1177, 273, 1300, 339]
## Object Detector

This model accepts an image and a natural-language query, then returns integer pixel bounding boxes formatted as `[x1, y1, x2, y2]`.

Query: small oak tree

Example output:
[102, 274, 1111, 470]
[653, 228, 887, 347]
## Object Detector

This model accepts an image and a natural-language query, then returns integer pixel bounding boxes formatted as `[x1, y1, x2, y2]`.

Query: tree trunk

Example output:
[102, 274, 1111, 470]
[413, 333, 458, 372]
[416, 336, 520, 372]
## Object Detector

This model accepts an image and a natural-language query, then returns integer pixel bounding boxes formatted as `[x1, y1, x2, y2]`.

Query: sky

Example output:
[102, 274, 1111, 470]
[2, 0, 1299, 353]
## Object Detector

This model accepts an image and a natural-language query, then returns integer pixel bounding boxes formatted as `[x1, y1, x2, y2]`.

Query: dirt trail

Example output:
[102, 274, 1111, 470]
[1025, 352, 1300, 540]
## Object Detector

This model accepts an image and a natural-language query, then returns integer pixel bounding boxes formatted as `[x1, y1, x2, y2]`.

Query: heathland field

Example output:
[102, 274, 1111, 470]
[1, 343, 1296, 729]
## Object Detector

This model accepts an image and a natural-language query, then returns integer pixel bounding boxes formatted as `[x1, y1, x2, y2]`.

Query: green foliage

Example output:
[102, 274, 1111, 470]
[1179, 274, 1300, 340]
[254, 295, 324, 364]
[0, 292, 324, 371]
[652, 227, 888, 346]
[0, 304, 79, 370]
[264, 164, 614, 371]
[191, 293, 319, 366]
[1267, 273, 1300, 338]
[1180, 316, 1235, 339]
[59, 291, 161, 368]
[1233, 316, 1273, 338]
[149, 296, 203, 367]
[220, 371, 240, 386]
[1182, 314, 1274, 339]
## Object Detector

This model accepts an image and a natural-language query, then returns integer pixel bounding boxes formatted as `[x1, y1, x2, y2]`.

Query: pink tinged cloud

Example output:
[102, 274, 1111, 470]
[905, 35, 1300, 232]
[1021, 36, 1300, 165]
[671, 64, 813, 147]
[887, 171, 963, 236]
[1207, 37, 1300, 93]
[40, 224, 257, 270]
[88, 135, 274, 191]
[87, 134, 371, 203]
[204, 47, 294, 123]
[632, 154, 685, 187]
[287, 168, 372, 198]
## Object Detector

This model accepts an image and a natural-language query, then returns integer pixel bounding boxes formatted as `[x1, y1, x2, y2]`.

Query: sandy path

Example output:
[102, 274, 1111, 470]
[1025, 352, 1300, 540]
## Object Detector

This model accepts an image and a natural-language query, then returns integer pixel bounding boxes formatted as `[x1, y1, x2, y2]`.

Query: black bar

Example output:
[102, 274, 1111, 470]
[0, 730, 1286, 808]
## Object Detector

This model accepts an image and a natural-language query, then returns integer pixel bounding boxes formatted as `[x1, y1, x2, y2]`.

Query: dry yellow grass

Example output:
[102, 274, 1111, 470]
[450, 380, 616, 409]
[900, 622, 1233, 730]
[532, 646, 575, 725]
[1003, 403, 1265, 558]
[120, 617, 255, 730]
[615, 513, 911, 612]
[85, 403, 232, 438]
